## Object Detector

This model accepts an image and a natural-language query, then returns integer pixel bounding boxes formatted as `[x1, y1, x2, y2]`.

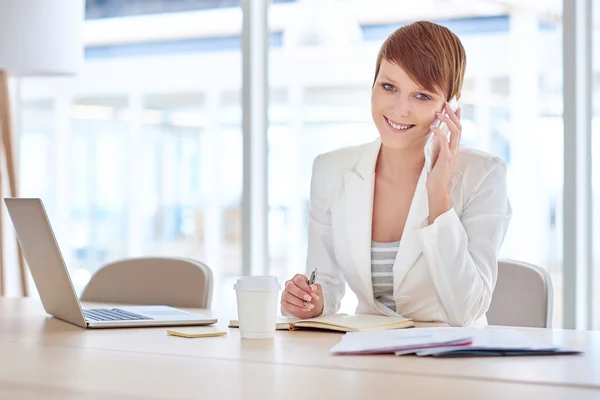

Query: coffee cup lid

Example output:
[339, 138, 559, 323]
[234, 275, 281, 291]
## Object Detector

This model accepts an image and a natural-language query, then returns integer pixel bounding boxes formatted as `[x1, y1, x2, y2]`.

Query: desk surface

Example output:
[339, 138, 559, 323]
[1, 298, 599, 399]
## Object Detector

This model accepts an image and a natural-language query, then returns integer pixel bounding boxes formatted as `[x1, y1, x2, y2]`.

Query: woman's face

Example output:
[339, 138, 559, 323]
[371, 59, 446, 150]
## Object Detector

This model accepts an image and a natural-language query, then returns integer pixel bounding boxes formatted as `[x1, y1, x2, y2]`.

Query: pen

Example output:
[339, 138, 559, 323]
[308, 267, 317, 286]
[303, 268, 318, 308]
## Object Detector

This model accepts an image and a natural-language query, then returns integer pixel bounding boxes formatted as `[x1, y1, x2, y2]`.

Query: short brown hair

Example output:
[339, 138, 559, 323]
[373, 21, 466, 101]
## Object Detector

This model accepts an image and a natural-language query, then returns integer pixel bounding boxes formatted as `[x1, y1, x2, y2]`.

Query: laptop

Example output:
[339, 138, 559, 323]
[4, 198, 217, 329]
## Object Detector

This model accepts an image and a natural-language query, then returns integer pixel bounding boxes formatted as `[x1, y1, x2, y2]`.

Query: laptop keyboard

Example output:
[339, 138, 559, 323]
[83, 308, 153, 322]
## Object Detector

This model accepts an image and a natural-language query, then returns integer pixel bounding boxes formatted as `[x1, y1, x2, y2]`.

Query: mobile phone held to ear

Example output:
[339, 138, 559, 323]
[424, 97, 459, 173]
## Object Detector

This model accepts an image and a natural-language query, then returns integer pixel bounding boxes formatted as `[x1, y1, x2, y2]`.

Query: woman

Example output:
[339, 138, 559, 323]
[281, 21, 512, 327]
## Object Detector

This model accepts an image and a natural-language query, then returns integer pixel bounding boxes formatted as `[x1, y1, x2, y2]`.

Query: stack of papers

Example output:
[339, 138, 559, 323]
[330, 327, 474, 355]
[330, 327, 582, 357]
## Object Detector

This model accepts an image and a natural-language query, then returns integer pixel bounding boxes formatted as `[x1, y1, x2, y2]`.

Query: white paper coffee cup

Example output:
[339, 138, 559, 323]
[234, 276, 281, 339]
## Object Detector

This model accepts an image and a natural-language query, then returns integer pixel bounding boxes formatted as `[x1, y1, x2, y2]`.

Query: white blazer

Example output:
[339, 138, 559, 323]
[307, 138, 512, 326]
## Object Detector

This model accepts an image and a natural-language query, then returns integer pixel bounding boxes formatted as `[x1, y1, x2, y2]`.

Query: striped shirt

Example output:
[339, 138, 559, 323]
[371, 240, 400, 312]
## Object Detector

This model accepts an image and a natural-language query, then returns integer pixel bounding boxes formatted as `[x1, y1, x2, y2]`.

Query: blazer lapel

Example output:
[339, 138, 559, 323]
[393, 168, 462, 294]
[391, 166, 429, 292]
[344, 139, 381, 300]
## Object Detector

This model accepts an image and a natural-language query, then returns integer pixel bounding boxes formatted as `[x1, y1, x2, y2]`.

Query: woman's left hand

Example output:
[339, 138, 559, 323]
[426, 102, 462, 222]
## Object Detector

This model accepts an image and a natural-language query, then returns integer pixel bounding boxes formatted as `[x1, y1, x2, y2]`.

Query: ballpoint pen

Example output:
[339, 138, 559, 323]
[308, 267, 317, 286]
[304, 267, 318, 307]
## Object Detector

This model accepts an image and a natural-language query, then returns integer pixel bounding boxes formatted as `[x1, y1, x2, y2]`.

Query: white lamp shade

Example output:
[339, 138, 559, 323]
[0, 0, 85, 76]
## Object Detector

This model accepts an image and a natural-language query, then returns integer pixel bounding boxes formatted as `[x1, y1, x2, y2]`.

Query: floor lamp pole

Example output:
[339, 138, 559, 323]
[0, 70, 29, 296]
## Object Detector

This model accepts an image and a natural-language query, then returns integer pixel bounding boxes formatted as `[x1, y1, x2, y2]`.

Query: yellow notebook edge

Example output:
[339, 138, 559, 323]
[290, 314, 414, 329]
[228, 315, 415, 332]
[290, 320, 415, 332]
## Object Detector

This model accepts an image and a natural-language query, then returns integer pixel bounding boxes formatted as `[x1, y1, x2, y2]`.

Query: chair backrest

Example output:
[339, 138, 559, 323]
[487, 259, 553, 328]
[80, 257, 213, 309]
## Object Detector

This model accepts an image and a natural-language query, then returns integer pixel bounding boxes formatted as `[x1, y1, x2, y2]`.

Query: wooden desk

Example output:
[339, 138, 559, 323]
[1, 298, 598, 399]
[2, 341, 599, 400]
[4, 341, 599, 400]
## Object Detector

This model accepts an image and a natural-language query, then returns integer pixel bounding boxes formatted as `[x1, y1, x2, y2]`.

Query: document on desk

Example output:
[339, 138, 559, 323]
[396, 328, 582, 357]
[330, 327, 582, 357]
[329, 327, 474, 355]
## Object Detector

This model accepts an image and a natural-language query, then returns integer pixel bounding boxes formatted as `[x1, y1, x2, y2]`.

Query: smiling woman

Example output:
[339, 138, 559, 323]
[281, 20, 512, 327]
[372, 59, 452, 147]
[371, 20, 466, 150]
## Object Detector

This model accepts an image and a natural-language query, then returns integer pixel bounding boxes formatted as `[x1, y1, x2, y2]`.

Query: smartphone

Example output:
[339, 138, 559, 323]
[424, 97, 459, 173]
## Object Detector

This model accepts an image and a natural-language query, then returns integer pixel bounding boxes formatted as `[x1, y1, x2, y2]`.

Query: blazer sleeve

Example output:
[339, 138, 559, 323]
[417, 158, 512, 326]
[306, 155, 346, 315]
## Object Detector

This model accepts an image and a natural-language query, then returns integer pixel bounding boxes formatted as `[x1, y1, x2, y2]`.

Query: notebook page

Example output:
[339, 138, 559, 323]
[300, 313, 411, 329]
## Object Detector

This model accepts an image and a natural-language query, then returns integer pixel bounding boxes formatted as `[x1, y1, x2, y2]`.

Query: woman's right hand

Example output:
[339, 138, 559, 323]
[281, 274, 324, 318]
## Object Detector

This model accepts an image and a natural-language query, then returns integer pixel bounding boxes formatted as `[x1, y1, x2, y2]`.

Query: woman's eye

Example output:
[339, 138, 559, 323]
[382, 83, 395, 91]
[416, 93, 431, 101]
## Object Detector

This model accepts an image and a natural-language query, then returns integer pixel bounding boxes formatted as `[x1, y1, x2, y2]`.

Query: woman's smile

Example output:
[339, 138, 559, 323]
[384, 115, 415, 132]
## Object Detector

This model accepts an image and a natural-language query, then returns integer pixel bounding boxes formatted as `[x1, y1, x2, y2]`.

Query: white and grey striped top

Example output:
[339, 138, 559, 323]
[371, 240, 400, 312]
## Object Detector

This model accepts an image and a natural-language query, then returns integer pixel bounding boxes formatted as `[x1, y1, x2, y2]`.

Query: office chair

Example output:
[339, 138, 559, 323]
[80, 257, 213, 309]
[487, 259, 553, 328]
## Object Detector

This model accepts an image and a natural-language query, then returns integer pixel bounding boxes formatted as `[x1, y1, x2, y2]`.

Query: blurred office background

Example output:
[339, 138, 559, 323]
[3, 0, 599, 329]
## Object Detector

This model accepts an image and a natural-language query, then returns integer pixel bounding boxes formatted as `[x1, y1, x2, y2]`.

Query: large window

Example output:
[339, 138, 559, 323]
[18, 4, 243, 314]
[19, 100, 54, 211]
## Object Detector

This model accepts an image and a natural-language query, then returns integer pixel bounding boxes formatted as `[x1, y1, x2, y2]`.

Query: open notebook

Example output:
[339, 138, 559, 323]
[229, 313, 414, 333]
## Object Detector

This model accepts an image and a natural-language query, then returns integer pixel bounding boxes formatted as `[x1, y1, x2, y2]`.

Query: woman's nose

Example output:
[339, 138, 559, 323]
[389, 97, 410, 118]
